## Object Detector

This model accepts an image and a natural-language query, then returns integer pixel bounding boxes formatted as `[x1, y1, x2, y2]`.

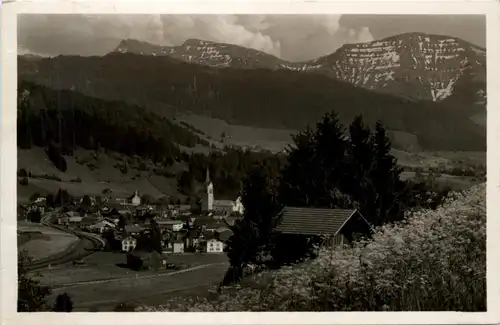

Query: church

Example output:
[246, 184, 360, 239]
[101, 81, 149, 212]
[204, 167, 244, 217]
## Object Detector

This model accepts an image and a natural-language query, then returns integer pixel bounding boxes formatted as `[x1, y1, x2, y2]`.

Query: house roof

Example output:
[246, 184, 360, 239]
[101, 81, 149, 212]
[157, 220, 184, 225]
[91, 220, 115, 228]
[213, 200, 234, 207]
[276, 207, 360, 236]
[122, 236, 137, 242]
[218, 229, 233, 241]
[195, 218, 226, 229]
[125, 224, 141, 233]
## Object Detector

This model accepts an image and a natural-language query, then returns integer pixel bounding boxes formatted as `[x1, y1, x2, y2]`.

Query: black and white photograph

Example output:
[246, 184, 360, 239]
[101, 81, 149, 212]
[1, 1, 499, 323]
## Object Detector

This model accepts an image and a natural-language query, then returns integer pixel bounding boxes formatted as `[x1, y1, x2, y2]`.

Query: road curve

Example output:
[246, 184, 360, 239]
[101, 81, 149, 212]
[26, 212, 104, 272]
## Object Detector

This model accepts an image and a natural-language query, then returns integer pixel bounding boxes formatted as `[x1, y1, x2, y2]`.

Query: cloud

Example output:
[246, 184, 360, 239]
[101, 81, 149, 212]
[18, 14, 483, 62]
[159, 15, 282, 58]
[18, 14, 361, 61]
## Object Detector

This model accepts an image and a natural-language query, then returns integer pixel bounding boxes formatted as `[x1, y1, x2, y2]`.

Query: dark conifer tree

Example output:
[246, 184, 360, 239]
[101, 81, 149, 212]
[370, 121, 404, 225]
[223, 161, 281, 285]
[345, 114, 376, 218]
[150, 219, 163, 254]
[279, 126, 316, 207]
[311, 112, 348, 208]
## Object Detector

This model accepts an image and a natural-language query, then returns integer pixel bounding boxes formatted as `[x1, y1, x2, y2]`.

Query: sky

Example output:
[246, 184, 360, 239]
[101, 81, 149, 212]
[18, 14, 485, 62]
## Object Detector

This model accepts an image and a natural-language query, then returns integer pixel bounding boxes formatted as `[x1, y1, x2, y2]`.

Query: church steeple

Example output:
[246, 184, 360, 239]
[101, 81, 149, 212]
[206, 167, 211, 184]
[206, 167, 214, 211]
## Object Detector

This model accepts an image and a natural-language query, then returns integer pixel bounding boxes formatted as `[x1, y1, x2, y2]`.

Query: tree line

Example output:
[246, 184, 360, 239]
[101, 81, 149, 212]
[222, 112, 453, 285]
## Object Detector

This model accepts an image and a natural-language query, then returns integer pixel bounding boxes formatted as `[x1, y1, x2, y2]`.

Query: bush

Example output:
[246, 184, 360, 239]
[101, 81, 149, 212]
[53, 293, 73, 312]
[20, 177, 29, 186]
[19, 169, 28, 177]
[139, 183, 486, 312]
[126, 253, 144, 271]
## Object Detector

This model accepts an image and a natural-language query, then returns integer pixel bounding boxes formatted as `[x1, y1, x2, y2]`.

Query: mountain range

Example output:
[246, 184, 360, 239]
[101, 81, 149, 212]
[17, 32, 487, 152]
[113, 32, 486, 104]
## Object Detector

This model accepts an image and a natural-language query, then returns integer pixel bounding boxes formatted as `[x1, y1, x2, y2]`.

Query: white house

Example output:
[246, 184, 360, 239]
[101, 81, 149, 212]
[232, 196, 244, 215]
[165, 240, 185, 254]
[122, 236, 137, 252]
[157, 220, 184, 232]
[68, 216, 83, 225]
[34, 197, 46, 204]
[89, 220, 115, 234]
[206, 239, 224, 253]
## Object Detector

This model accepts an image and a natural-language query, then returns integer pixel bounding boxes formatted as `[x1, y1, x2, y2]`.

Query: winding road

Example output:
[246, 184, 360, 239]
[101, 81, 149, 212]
[26, 211, 105, 272]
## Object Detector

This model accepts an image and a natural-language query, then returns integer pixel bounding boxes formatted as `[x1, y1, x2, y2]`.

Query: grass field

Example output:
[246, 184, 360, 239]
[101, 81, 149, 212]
[18, 230, 50, 246]
[38, 251, 229, 311]
[177, 113, 295, 153]
[18, 222, 79, 261]
[37, 251, 228, 286]
[61, 262, 228, 311]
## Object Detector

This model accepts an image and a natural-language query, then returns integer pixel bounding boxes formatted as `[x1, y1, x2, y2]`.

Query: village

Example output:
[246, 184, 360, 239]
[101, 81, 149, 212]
[19, 169, 244, 271]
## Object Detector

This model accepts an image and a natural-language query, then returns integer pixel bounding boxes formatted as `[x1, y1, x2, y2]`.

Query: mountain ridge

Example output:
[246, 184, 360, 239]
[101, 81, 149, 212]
[110, 32, 486, 104]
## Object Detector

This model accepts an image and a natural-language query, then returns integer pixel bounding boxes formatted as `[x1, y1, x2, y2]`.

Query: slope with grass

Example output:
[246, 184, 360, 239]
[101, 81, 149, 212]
[17, 147, 178, 202]
[138, 182, 486, 311]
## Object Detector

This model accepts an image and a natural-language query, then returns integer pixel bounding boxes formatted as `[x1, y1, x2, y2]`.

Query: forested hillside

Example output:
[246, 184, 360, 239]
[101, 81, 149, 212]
[18, 54, 486, 151]
[17, 81, 206, 164]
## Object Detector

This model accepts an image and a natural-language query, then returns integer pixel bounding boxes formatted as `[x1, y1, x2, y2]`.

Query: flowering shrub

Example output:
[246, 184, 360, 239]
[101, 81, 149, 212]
[138, 183, 486, 311]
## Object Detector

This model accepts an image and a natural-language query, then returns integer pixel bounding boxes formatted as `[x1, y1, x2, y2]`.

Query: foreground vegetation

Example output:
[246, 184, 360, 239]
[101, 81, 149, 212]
[138, 182, 486, 311]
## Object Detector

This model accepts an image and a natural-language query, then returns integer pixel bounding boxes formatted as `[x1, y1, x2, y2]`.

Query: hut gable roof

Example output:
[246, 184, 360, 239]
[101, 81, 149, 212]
[276, 207, 367, 236]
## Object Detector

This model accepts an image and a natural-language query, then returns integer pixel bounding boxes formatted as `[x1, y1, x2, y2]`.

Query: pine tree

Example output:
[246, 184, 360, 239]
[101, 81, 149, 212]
[370, 121, 404, 225]
[53, 293, 73, 312]
[82, 195, 92, 207]
[311, 112, 348, 208]
[279, 126, 316, 207]
[345, 115, 376, 218]
[223, 161, 281, 285]
[150, 219, 163, 254]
